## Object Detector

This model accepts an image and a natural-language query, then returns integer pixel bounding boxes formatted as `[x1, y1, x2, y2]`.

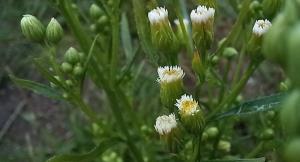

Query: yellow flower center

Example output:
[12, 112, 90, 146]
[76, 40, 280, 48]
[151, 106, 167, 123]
[164, 69, 177, 76]
[181, 100, 197, 114]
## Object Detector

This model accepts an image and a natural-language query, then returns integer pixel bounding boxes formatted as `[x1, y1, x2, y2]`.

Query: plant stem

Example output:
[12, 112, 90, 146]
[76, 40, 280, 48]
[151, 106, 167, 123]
[209, 60, 261, 119]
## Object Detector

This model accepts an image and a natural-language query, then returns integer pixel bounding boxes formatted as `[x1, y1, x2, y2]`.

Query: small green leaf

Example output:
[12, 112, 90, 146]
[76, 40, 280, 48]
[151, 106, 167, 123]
[203, 157, 265, 162]
[213, 93, 286, 120]
[121, 13, 133, 61]
[46, 138, 121, 162]
[9, 75, 61, 99]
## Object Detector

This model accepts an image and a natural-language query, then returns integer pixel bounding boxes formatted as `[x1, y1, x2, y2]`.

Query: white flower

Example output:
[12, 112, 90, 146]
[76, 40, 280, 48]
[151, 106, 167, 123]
[157, 66, 185, 84]
[154, 113, 177, 135]
[190, 5, 215, 24]
[252, 19, 272, 36]
[148, 7, 168, 25]
[174, 19, 189, 26]
[175, 94, 200, 116]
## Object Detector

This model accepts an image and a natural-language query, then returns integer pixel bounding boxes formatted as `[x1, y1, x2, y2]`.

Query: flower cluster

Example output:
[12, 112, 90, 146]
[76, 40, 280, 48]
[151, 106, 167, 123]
[157, 66, 185, 84]
[190, 5, 215, 24]
[253, 19, 272, 36]
[148, 7, 169, 25]
[154, 113, 177, 135]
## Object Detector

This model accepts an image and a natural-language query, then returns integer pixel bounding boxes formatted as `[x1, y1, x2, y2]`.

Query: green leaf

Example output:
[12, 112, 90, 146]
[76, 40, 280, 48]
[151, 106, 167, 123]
[213, 93, 286, 120]
[9, 75, 61, 100]
[203, 157, 265, 162]
[121, 13, 133, 61]
[46, 138, 121, 162]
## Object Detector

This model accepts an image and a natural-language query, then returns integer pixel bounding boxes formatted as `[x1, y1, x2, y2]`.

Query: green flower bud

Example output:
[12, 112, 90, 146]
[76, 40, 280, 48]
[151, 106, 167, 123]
[64, 47, 80, 64]
[202, 132, 208, 142]
[206, 127, 219, 139]
[20, 14, 45, 42]
[218, 140, 231, 153]
[287, 23, 300, 87]
[284, 138, 300, 162]
[46, 18, 63, 44]
[157, 66, 184, 111]
[223, 47, 238, 59]
[73, 64, 84, 76]
[89, 4, 103, 20]
[65, 79, 73, 87]
[61, 62, 72, 73]
[63, 92, 69, 99]
[280, 90, 300, 136]
[97, 16, 108, 25]
[261, 128, 274, 140]
[78, 52, 85, 62]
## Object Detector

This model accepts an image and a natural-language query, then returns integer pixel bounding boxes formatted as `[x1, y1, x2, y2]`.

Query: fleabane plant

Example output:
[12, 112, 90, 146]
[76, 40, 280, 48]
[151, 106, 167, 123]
[13, 0, 295, 162]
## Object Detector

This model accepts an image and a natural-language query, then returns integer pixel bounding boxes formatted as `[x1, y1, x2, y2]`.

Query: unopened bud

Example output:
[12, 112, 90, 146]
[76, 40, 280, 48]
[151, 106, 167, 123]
[206, 127, 219, 139]
[20, 14, 45, 42]
[89, 4, 103, 20]
[65, 79, 73, 87]
[97, 16, 108, 25]
[223, 47, 238, 59]
[61, 62, 72, 73]
[261, 128, 274, 140]
[46, 18, 63, 44]
[73, 64, 84, 76]
[218, 140, 231, 153]
[64, 47, 80, 64]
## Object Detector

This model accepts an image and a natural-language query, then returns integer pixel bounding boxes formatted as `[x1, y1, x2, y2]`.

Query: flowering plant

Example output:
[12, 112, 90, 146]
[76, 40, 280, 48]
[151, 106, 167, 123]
[10, 0, 300, 162]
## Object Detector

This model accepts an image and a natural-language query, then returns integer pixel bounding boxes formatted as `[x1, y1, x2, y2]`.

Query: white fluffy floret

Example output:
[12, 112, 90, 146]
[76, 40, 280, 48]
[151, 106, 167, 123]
[157, 66, 185, 84]
[190, 5, 215, 24]
[252, 19, 272, 36]
[148, 7, 168, 24]
[154, 113, 177, 135]
[175, 94, 200, 116]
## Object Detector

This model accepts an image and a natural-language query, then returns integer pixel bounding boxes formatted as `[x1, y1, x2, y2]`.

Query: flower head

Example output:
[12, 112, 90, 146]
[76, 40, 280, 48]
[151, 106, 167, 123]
[253, 19, 272, 36]
[175, 94, 200, 116]
[154, 113, 177, 135]
[148, 7, 168, 25]
[190, 5, 215, 24]
[157, 66, 185, 84]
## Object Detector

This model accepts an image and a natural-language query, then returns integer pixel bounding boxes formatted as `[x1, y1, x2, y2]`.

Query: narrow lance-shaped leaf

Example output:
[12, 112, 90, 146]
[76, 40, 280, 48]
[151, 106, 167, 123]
[9, 75, 61, 100]
[121, 13, 133, 61]
[212, 93, 286, 120]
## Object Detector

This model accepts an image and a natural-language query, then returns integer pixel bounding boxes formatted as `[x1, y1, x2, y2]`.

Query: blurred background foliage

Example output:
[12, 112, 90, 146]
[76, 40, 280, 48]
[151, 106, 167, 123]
[0, 0, 284, 162]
